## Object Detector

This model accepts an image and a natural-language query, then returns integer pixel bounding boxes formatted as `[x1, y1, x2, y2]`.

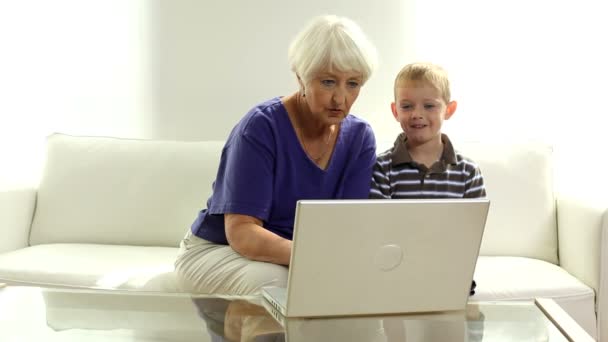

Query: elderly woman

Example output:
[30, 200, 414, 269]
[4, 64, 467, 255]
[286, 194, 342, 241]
[175, 15, 378, 295]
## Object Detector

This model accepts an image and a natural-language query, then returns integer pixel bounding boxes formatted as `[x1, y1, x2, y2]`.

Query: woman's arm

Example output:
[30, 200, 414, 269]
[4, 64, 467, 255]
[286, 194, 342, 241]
[225, 213, 292, 265]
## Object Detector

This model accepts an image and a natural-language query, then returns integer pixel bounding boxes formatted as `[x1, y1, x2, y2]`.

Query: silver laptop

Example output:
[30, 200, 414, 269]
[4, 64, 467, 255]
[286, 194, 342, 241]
[262, 198, 490, 318]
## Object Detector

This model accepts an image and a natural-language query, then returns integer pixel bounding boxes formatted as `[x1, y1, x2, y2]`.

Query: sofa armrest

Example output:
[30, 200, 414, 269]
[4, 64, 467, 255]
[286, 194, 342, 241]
[557, 196, 608, 339]
[600, 209, 608, 342]
[0, 187, 36, 253]
[558, 197, 607, 290]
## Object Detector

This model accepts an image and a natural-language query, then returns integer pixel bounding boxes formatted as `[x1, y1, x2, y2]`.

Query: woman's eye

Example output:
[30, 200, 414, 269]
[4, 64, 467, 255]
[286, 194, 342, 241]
[347, 81, 360, 88]
[321, 79, 335, 86]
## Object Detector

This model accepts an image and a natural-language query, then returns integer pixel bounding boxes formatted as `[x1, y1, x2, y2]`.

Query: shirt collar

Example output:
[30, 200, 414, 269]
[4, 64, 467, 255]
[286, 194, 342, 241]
[391, 133, 457, 167]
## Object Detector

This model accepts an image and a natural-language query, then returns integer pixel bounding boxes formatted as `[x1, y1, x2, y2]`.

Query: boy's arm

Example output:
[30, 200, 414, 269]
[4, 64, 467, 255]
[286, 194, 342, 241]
[369, 161, 391, 199]
[464, 166, 486, 198]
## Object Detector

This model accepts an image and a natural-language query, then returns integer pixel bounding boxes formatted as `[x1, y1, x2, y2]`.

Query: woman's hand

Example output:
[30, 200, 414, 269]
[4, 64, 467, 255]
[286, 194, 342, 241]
[225, 214, 292, 265]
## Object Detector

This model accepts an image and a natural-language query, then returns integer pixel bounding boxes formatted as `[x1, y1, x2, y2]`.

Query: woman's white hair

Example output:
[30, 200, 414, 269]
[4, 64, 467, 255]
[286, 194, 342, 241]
[288, 15, 378, 86]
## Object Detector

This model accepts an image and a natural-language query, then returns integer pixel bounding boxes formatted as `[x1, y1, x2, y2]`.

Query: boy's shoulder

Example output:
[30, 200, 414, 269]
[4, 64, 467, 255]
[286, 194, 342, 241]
[375, 133, 405, 166]
[376, 145, 395, 160]
[453, 150, 480, 165]
[434, 133, 480, 169]
[452, 151, 483, 175]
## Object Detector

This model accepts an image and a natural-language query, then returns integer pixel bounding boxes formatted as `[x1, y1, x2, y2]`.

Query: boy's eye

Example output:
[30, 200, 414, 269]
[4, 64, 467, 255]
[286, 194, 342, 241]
[401, 104, 412, 110]
[424, 104, 436, 109]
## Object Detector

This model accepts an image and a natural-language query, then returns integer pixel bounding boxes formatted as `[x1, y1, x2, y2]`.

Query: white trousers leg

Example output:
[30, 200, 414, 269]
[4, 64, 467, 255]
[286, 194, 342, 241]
[174, 231, 288, 295]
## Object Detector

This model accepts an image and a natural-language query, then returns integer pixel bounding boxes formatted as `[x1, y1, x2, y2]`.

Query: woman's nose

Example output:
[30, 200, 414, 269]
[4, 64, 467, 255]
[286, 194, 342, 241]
[332, 87, 345, 106]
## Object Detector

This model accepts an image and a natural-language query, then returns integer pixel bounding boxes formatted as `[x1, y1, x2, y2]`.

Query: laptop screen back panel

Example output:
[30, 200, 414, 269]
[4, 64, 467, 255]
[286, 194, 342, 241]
[285, 199, 489, 317]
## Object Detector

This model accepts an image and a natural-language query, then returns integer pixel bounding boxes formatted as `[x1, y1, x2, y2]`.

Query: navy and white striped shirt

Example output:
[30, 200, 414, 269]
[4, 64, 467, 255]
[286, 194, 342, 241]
[370, 133, 486, 199]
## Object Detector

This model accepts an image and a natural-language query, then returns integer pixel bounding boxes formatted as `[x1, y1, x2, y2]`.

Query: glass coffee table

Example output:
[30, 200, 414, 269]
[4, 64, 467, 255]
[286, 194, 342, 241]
[0, 284, 593, 341]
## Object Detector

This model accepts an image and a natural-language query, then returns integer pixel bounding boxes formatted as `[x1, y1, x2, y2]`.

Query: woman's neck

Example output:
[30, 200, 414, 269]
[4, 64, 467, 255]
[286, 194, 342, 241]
[283, 92, 339, 167]
[291, 92, 329, 138]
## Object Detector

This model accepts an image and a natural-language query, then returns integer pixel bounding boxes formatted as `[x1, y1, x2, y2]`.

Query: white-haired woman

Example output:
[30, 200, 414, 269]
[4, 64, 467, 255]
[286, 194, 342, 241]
[175, 15, 378, 295]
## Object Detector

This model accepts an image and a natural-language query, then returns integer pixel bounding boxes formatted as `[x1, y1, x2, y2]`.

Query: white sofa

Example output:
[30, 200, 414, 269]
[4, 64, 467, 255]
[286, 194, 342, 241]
[0, 133, 605, 340]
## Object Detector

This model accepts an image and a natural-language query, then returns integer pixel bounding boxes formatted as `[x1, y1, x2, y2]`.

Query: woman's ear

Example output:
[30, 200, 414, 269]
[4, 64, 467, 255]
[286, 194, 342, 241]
[296, 74, 305, 93]
[445, 101, 457, 120]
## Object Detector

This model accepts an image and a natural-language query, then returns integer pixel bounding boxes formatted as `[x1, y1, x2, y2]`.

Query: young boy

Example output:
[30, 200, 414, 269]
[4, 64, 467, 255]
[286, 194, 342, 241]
[370, 62, 486, 294]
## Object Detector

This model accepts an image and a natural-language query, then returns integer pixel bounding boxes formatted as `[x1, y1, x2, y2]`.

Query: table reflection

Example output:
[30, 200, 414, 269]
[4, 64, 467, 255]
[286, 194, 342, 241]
[192, 297, 486, 342]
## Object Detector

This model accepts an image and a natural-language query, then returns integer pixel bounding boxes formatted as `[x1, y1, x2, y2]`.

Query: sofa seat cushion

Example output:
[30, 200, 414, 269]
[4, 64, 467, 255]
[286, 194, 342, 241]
[473, 256, 596, 338]
[0, 244, 181, 292]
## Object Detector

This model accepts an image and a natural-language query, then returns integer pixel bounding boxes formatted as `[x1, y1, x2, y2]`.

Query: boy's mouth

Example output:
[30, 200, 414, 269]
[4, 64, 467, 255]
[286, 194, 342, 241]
[410, 124, 427, 129]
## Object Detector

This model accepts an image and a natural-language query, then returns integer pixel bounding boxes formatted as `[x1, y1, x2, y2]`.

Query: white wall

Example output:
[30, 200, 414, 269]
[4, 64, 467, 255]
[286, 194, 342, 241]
[414, 0, 608, 142]
[144, 0, 413, 141]
[1, 0, 606, 198]
[0, 0, 413, 186]
[0, 0, 153, 186]
[412, 0, 608, 199]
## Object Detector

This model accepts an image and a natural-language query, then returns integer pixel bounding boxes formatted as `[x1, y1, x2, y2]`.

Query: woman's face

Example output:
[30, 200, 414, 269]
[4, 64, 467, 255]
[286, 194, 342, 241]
[303, 70, 363, 125]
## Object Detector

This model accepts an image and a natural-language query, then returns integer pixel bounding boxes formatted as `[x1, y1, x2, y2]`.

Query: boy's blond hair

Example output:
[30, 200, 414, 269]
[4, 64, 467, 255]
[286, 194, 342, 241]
[394, 62, 451, 103]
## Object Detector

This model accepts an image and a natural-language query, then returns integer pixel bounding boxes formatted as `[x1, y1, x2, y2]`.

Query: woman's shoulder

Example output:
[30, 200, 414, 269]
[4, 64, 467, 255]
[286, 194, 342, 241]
[343, 113, 370, 126]
[342, 114, 373, 135]
[343, 114, 375, 146]
[236, 97, 286, 134]
[242, 96, 283, 119]
[251, 97, 284, 114]
[335, 114, 375, 158]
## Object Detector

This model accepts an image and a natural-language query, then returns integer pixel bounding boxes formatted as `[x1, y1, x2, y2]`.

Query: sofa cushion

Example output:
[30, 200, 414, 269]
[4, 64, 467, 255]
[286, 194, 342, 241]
[473, 256, 596, 338]
[29, 134, 224, 247]
[375, 141, 558, 263]
[0, 244, 181, 292]
[460, 143, 558, 264]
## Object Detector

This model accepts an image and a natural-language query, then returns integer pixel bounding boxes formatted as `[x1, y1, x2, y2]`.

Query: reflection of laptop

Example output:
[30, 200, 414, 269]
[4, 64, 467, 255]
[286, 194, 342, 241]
[262, 199, 490, 318]
[262, 296, 467, 342]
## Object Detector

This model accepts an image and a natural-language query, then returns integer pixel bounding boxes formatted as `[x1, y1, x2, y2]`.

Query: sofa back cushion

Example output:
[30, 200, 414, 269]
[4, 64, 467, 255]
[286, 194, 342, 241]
[456, 142, 557, 263]
[376, 140, 558, 264]
[32, 135, 558, 263]
[29, 134, 224, 247]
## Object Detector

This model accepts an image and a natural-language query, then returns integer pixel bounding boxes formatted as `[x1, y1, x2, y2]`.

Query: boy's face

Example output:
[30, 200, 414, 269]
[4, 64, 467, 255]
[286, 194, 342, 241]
[391, 81, 457, 148]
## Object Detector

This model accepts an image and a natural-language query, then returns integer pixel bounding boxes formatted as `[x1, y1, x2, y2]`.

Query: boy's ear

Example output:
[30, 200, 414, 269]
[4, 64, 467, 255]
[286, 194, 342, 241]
[391, 102, 399, 121]
[444, 101, 457, 120]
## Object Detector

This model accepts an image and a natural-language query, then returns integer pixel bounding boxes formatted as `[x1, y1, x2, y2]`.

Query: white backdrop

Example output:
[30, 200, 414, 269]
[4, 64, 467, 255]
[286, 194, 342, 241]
[1, 0, 606, 199]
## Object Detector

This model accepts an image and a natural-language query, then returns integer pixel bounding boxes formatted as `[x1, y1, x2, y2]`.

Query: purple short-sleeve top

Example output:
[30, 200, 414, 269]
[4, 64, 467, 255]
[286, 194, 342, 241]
[191, 97, 376, 244]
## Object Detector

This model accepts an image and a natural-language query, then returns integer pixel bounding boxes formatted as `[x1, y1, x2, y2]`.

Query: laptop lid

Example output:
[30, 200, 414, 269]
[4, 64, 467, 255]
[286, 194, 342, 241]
[284, 198, 490, 318]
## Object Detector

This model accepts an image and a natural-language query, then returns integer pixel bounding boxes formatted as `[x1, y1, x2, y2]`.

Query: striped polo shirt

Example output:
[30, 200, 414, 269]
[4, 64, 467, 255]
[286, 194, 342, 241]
[370, 133, 486, 199]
